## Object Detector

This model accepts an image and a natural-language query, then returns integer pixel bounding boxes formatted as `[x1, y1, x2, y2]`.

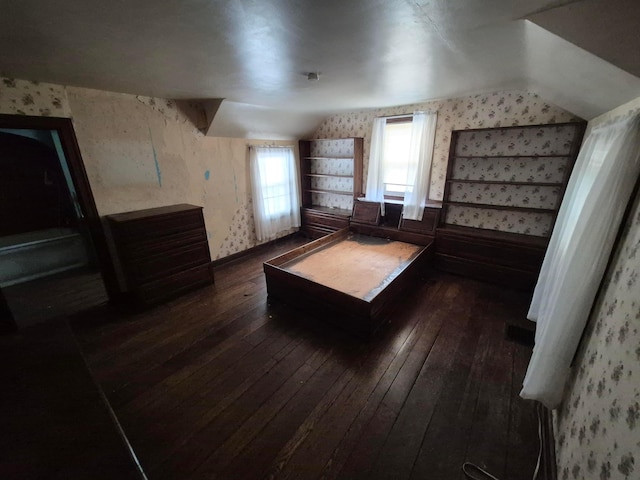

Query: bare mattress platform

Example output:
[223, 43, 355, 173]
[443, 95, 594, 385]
[264, 228, 433, 336]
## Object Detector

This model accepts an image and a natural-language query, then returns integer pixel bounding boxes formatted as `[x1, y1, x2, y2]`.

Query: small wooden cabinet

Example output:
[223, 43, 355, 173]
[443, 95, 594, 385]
[106, 204, 214, 306]
[435, 225, 547, 290]
[301, 206, 350, 238]
[299, 137, 363, 238]
[400, 205, 441, 234]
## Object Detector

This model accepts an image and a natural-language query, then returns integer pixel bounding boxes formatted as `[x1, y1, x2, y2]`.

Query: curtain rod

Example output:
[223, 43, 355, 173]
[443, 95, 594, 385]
[376, 110, 434, 119]
[376, 113, 413, 119]
[247, 144, 295, 149]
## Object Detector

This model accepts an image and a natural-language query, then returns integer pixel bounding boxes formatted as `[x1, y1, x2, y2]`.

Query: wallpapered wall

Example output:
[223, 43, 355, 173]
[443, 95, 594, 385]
[312, 91, 582, 202]
[0, 77, 294, 260]
[555, 96, 640, 480]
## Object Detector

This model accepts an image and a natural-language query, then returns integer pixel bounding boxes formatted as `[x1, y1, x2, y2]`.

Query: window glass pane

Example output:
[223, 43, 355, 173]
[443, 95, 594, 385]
[382, 121, 412, 195]
[257, 149, 295, 217]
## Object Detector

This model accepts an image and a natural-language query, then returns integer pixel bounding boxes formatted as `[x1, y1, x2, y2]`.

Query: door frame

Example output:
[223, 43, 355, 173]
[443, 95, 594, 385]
[0, 114, 120, 327]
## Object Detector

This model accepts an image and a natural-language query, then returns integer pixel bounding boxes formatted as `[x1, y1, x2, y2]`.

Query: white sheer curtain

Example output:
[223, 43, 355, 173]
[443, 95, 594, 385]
[521, 114, 640, 408]
[364, 117, 387, 215]
[403, 111, 437, 220]
[249, 146, 301, 243]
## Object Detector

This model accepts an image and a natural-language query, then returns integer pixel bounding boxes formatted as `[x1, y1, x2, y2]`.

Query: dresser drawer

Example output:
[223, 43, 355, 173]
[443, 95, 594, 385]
[112, 209, 204, 242]
[126, 241, 211, 284]
[118, 228, 207, 259]
[136, 263, 214, 305]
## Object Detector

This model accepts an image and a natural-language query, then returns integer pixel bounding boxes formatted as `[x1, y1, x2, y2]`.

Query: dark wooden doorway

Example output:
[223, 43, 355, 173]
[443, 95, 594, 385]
[0, 114, 118, 330]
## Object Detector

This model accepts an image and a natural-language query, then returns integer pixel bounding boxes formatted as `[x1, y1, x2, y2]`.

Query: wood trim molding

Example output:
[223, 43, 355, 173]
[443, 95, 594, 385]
[538, 402, 558, 480]
[211, 233, 301, 269]
[0, 287, 17, 334]
[0, 114, 120, 301]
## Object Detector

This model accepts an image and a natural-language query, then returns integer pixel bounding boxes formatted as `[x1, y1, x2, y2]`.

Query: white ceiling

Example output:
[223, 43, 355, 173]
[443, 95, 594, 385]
[1, 0, 639, 138]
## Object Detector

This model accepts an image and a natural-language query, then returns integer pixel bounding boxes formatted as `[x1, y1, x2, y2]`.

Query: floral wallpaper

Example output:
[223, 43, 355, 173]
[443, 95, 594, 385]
[454, 124, 577, 156]
[450, 156, 569, 183]
[445, 205, 554, 237]
[554, 97, 640, 480]
[554, 184, 640, 480]
[134, 95, 208, 136]
[309, 138, 355, 158]
[312, 90, 582, 202]
[0, 77, 71, 117]
[442, 123, 582, 236]
[307, 138, 357, 211]
[447, 183, 560, 210]
[216, 202, 257, 259]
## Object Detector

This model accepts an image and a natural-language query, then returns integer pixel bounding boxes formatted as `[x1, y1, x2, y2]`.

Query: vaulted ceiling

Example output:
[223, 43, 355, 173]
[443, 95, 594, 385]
[1, 0, 639, 138]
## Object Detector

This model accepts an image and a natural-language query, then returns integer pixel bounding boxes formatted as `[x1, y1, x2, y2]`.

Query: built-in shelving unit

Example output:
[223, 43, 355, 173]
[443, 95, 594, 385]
[441, 123, 586, 237]
[436, 122, 586, 289]
[298, 138, 363, 238]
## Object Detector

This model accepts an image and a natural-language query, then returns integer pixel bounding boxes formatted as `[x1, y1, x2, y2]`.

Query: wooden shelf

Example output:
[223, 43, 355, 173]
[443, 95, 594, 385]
[305, 205, 352, 217]
[305, 173, 353, 179]
[437, 224, 549, 247]
[304, 156, 354, 160]
[447, 179, 562, 187]
[307, 188, 354, 196]
[445, 201, 555, 214]
[453, 154, 570, 159]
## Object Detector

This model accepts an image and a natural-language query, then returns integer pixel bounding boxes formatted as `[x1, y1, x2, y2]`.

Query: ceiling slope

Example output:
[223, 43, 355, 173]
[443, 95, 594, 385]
[0, 0, 639, 138]
[527, 0, 640, 79]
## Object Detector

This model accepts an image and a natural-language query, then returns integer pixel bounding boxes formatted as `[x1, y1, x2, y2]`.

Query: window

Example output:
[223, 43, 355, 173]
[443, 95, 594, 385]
[382, 119, 413, 199]
[249, 146, 300, 242]
[365, 111, 437, 220]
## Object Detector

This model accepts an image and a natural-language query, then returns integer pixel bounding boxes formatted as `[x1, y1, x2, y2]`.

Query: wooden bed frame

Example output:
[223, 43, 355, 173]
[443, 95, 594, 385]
[264, 227, 433, 336]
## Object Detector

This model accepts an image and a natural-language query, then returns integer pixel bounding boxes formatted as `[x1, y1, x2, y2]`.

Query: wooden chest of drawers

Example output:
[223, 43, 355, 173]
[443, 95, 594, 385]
[106, 204, 214, 306]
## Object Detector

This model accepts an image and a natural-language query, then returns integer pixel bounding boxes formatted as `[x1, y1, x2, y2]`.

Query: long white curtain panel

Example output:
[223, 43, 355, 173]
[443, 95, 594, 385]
[364, 117, 387, 215]
[250, 146, 300, 242]
[521, 114, 640, 408]
[402, 111, 437, 221]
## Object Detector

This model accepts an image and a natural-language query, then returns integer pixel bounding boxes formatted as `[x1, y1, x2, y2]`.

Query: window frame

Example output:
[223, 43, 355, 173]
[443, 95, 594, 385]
[253, 146, 299, 221]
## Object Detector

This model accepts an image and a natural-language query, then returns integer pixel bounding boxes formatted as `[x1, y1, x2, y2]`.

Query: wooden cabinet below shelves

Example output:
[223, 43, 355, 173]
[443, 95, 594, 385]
[435, 225, 547, 290]
[400, 206, 441, 234]
[300, 206, 350, 239]
[106, 204, 214, 307]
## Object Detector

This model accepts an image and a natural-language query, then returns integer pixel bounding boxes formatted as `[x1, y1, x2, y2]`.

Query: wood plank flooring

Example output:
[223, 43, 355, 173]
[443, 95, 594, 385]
[3, 267, 107, 328]
[0, 320, 143, 479]
[73, 236, 539, 480]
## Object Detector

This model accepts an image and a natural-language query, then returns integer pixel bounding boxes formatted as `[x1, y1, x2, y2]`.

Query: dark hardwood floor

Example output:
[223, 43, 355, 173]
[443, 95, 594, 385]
[0, 319, 144, 479]
[3, 267, 107, 328]
[72, 236, 539, 480]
